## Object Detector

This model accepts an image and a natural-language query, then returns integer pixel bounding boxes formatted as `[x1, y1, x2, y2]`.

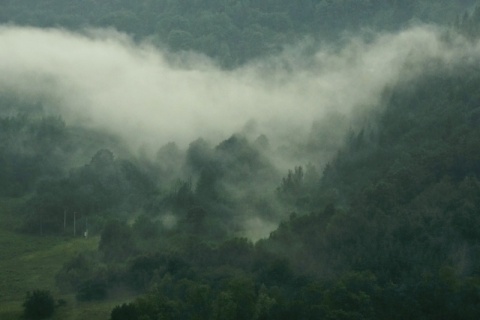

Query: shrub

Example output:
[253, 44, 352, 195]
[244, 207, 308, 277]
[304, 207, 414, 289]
[76, 278, 108, 301]
[23, 290, 55, 320]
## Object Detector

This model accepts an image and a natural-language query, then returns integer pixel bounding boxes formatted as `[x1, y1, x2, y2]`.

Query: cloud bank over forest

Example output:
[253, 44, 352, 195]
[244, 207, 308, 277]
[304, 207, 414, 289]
[0, 25, 477, 155]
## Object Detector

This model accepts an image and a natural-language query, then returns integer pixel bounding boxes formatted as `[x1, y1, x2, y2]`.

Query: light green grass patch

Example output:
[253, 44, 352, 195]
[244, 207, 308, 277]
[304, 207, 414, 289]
[0, 198, 134, 320]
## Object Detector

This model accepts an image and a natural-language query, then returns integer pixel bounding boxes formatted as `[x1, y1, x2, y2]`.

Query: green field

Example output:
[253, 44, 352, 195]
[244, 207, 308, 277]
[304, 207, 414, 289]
[0, 198, 132, 320]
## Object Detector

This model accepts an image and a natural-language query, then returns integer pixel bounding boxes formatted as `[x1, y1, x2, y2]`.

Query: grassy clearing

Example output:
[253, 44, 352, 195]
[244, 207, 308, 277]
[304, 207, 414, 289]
[0, 198, 133, 320]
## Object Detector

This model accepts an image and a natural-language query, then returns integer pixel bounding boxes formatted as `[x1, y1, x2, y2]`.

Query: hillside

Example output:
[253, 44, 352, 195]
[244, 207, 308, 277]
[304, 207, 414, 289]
[270, 60, 480, 278]
[1, 1, 480, 320]
[99, 50, 480, 320]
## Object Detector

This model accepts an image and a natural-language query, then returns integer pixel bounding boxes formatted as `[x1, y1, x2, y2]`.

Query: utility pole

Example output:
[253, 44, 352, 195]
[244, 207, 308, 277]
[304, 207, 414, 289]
[74, 212, 76, 237]
[64, 209, 66, 233]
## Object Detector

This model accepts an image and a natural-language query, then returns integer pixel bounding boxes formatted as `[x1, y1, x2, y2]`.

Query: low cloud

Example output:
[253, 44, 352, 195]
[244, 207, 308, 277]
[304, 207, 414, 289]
[1, 24, 479, 240]
[0, 25, 477, 157]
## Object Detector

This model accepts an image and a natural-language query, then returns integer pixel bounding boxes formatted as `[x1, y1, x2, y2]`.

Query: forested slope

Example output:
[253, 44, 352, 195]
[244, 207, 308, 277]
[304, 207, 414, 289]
[100, 51, 480, 320]
[271, 61, 480, 277]
[2, 1, 480, 320]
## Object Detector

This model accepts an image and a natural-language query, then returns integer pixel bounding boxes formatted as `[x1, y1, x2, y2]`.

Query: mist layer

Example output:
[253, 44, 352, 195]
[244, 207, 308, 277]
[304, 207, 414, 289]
[0, 25, 476, 153]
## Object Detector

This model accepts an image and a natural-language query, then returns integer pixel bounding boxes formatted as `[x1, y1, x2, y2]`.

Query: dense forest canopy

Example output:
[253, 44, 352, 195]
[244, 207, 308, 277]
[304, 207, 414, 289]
[2, 1, 480, 320]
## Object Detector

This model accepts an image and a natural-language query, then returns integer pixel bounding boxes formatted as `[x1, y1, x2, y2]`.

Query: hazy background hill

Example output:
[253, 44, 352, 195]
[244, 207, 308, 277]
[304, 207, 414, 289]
[0, 0, 477, 66]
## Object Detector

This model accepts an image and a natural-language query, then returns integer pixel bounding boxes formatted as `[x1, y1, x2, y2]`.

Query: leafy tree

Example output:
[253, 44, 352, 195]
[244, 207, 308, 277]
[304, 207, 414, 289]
[184, 206, 208, 235]
[55, 252, 100, 292]
[253, 284, 276, 320]
[76, 277, 108, 301]
[277, 166, 304, 201]
[211, 291, 237, 320]
[99, 220, 137, 261]
[126, 253, 166, 291]
[22, 290, 55, 320]
[168, 29, 195, 50]
[110, 303, 138, 320]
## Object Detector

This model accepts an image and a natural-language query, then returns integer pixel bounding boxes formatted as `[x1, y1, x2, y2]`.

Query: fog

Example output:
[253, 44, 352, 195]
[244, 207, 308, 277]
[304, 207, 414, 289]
[0, 25, 476, 162]
[1, 24, 480, 241]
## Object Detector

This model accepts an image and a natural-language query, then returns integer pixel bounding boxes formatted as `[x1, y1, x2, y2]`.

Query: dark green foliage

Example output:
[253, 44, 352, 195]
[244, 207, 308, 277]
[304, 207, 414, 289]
[110, 303, 138, 320]
[320, 272, 379, 320]
[132, 214, 161, 241]
[0, 114, 67, 197]
[256, 257, 294, 287]
[55, 252, 99, 292]
[0, 99, 133, 200]
[147, 133, 280, 241]
[22, 148, 157, 235]
[22, 290, 55, 320]
[184, 206, 208, 235]
[0, 101, 159, 237]
[99, 220, 137, 261]
[75, 277, 108, 301]
[56, 299, 67, 307]
[127, 254, 165, 291]
[242, 58, 480, 318]
[276, 166, 304, 202]
[217, 238, 254, 270]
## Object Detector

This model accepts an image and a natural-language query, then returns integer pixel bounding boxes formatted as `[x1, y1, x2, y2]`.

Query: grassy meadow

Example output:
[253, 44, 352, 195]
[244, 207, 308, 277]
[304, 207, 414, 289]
[0, 198, 130, 320]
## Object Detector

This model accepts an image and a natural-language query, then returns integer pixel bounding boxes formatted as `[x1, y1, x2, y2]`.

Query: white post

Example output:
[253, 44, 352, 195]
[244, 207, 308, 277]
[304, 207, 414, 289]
[84, 216, 88, 238]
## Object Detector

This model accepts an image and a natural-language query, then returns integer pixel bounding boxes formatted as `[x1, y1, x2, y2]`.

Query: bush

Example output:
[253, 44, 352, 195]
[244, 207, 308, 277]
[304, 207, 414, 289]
[23, 290, 55, 320]
[76, 278, 108, 301]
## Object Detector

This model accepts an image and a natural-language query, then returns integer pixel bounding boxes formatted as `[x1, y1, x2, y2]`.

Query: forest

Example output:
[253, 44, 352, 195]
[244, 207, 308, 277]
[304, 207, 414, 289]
[1, 1, 480, 319]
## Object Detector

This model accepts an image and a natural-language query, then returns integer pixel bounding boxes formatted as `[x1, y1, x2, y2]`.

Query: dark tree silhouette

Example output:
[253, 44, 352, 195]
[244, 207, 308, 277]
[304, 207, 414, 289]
[22, 290, 55, 320]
